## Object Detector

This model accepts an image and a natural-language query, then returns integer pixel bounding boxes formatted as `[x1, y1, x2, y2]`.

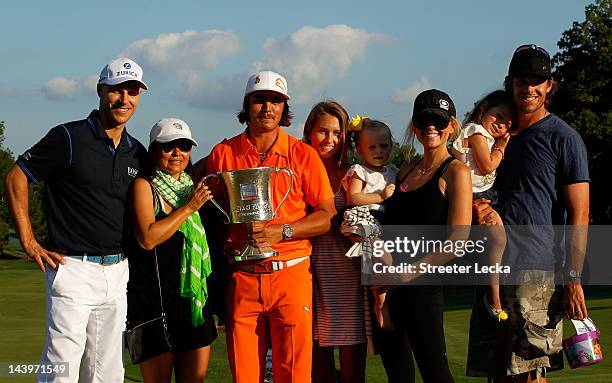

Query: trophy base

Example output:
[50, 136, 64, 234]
[234, 244, 278, 262]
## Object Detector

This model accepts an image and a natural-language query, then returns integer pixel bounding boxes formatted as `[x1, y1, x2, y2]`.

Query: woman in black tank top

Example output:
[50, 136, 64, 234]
[127, 119, 218, 382]
[377, 90, 472, 383]
[385, 156, 455, 225]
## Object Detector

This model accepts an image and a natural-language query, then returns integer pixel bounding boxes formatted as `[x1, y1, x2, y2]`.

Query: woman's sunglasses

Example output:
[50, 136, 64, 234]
[413, 113, 450, 131]
[159, 139, 193, 153]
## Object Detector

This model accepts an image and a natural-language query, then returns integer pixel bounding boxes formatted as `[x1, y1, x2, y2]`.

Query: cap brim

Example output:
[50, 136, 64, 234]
[153, 134, 198, 146]
[509, 71, 550, 79]
[99, 77, 148, 90]
[245, 88, 290, 100]
[413, 108, 451, 122]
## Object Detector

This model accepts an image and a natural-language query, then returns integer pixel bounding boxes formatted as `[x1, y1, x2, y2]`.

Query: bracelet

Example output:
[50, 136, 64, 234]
[492, 146, 504, 159]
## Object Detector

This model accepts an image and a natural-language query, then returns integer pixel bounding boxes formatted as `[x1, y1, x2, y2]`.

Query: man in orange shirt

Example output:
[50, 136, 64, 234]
[201, 70, 336, 382]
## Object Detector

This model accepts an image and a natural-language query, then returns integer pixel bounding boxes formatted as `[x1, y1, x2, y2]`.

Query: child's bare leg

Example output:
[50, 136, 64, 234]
[487, 212, 506, 305]
[484, 210, 508, 320]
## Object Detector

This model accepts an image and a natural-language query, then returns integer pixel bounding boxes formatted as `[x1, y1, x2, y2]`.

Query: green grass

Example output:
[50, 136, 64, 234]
[1, 255, 611, 382]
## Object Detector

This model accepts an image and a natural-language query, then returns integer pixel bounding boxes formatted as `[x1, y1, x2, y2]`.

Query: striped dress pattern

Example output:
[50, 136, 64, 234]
[311, 189, 366, 346]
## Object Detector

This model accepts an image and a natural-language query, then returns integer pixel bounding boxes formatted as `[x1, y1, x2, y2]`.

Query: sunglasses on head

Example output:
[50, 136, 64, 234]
[413, 113, 450, 131]
[514, 44, 550, 59]
[159, 139, 193, 153]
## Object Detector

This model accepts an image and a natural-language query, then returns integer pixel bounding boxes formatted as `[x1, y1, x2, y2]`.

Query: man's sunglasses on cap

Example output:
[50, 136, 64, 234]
[413, 113, 450, 131]
[159, 139, 193, 153]
[514, 44, 550, 58]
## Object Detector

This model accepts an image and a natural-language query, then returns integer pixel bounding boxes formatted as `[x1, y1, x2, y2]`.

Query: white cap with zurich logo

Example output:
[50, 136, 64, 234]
[98, 57, 148, 90]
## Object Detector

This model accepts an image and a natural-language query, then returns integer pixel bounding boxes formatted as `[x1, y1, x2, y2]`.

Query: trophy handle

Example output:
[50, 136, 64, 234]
[272, 167, 293, 219]
[202, 174, 231, 224]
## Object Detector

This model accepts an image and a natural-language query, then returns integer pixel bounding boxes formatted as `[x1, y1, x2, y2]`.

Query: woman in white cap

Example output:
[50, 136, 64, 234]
[126, 118, 217, 382]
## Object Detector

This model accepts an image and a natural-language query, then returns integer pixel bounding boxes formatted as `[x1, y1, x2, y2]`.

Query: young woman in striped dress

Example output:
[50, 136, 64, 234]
[303, 100, 367, 383]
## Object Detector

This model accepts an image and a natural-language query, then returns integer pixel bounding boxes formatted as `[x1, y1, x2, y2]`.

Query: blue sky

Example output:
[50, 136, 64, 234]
[1, 0, 592, 159]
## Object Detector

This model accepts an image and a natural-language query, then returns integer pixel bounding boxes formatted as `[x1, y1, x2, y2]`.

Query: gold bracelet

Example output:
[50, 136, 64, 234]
[492, 146, 504, 159]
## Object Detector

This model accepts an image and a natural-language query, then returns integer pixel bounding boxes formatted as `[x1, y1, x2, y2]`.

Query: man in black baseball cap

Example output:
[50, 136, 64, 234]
[470, 44, 590, 382]
[508, 44, 552, 79]
[507, 44, 555, 117]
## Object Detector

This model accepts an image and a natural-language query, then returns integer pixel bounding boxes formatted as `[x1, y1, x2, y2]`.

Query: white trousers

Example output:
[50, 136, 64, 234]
[39, 257, 129, 383]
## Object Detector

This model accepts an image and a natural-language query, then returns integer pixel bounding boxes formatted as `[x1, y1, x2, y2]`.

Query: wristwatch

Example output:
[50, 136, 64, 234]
[282, 223, 294, 240]
[564, 268, 582, 281]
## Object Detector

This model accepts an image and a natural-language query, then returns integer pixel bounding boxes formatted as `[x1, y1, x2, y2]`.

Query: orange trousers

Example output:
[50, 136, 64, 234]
[226, 259, 313, 383]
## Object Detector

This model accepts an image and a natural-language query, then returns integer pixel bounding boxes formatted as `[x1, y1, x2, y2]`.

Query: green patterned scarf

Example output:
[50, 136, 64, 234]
[151, 168, 212, 327]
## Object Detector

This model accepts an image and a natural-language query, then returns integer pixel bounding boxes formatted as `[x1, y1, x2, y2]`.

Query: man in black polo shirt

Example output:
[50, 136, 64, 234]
[4, 57, 149, 382]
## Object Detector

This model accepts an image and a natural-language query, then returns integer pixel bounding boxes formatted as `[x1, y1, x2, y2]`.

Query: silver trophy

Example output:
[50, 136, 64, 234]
[204, 166, 293, 261]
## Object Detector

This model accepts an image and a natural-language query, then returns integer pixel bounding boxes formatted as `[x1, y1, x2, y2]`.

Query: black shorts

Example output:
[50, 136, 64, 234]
[127, 288, 218, 359]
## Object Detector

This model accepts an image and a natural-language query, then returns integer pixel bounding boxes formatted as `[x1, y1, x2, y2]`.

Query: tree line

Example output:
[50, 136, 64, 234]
[0, 121, 47, 255]
[552, 0, 612, 223]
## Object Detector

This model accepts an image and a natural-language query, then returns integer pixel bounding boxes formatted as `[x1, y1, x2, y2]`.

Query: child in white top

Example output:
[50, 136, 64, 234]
[345, 116, 397, 329]
[346, 117, 397, 219]
[345, 163, 397, 216]
[452, 89, 515, 321]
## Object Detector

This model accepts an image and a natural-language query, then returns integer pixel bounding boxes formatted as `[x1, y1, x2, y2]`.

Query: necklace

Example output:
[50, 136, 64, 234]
[259, 151, 268, 165]
[416, 163, 435, 176]
[416, 156, 450, 176]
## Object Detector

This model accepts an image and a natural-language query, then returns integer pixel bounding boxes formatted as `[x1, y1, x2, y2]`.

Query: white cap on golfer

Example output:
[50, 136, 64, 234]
[98, 57, 148, 90]
[244, 70, 290, 100]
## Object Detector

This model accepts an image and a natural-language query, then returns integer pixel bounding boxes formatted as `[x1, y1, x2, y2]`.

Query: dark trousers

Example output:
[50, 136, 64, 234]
[377, 328, 414, 383]
[381, 285, 454, 383]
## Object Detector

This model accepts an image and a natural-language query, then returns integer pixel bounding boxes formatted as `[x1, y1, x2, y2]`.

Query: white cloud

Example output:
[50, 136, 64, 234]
[0, 86, 34, 98]
[81, 75, 99, 92]
[252, 24, 389, 102]
[180, 25, 387, 110]
[40, 75, 98, 100]
[392, 76, 431, 104]
[39, 26, 386, 109]
[42, 78, 79, 99]
[119, 29, 242, 110]
[40, 30, 240, 106]
[178, 72, 246, 111]
[122, 29, 240, 76]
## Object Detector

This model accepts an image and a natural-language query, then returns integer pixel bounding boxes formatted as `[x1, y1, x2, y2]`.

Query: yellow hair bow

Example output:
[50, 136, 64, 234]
[349, 115, 368, 132]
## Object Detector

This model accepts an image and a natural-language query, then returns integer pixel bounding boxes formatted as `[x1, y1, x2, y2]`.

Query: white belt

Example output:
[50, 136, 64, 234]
[270, 256, 309, 271]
